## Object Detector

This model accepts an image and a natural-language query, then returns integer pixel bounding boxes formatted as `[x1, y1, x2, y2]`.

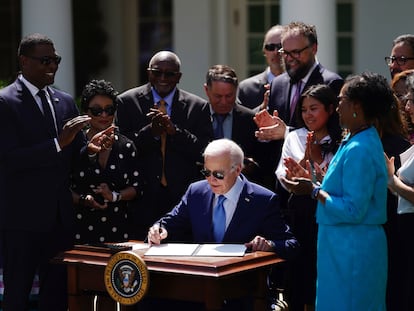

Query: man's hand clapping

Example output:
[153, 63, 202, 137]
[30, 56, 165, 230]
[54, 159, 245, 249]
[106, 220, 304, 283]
[254, 109, 287, 141]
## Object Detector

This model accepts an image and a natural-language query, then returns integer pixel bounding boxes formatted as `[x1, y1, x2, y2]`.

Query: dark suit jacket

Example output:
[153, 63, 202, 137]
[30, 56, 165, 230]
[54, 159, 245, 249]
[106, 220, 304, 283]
[159, 176, 299, 260]
[213, 102, 271, 186]
[115, 83, 213, 220]
[268, 64, 343, 128]
[259, 65, 344, 190]
[216, 102, 258, 159]
[0, 79, 84, 232]
[238, 70, 268, 109]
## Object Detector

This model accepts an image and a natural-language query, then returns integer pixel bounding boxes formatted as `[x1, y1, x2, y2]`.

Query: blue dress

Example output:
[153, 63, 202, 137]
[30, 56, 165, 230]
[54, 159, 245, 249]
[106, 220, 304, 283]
[316, 127, 387, 311]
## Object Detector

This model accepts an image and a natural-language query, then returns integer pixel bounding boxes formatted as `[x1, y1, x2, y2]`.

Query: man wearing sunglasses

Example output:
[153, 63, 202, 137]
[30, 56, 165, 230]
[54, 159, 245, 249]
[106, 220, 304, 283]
[253, 21, 343, 190]
[148, 138, 298, 256]
[238, 24, 285, 110]
[0, 33, 92, 310]
[386, 34, 414, 79]
[115, 51, 213, 239]
[147, 139, 298, 310]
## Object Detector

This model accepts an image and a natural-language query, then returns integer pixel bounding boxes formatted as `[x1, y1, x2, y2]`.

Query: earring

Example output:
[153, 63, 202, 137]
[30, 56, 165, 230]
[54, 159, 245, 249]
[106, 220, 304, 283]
[353, 112, 357, 118]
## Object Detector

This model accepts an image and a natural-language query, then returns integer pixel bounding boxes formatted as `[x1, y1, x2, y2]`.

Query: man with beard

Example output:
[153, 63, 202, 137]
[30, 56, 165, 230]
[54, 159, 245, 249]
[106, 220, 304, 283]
[252, 22, 343, 310]
[253, 21, 343, 174]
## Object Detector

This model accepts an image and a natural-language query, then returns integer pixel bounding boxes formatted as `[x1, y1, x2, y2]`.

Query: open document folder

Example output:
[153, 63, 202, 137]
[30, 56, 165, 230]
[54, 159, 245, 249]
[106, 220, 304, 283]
[144, 243, 247, 257]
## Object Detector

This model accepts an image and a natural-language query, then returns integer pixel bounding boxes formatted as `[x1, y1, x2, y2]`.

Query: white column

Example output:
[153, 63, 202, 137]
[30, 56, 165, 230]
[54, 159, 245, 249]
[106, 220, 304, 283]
[21, 0, 75, 96]
[280, 0, 337, 71]
[174, 0, 212, 98]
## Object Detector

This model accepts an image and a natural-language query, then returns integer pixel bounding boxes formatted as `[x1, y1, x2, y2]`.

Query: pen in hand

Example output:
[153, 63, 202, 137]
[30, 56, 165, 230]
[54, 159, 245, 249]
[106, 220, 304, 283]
[147, 220, 167, 247]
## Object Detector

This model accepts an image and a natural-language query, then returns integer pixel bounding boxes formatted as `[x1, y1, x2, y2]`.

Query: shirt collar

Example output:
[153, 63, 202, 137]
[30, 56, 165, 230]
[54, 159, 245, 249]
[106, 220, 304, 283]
[18, 74, 49, 98]
[209, 104, 234, 117]
[296, 60, 319, 86]
[151, 87, 176, 107]
[266, 67, 276, 84]
[217, 175, 243, 204]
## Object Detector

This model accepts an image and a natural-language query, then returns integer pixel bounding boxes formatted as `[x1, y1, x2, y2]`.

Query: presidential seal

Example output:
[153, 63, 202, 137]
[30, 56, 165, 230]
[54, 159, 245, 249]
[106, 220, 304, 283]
[104, 251, 149, 305]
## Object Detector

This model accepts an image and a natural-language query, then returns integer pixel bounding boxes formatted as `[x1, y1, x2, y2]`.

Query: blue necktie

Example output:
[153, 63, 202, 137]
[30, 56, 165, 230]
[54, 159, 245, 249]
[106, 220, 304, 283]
[214, 114, 227, 139]
[213, 195, 226, 242]
[38, 90, 57, 136]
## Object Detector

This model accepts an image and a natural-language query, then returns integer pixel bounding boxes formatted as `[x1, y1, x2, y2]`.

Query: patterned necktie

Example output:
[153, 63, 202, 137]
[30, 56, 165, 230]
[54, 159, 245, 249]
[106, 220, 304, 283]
[213, 195, 226, 242]
[158, 100, 168, 186]
[214, 113, 227, 139]
[290, 80, 302, 121]
[38, 90, 57, 136]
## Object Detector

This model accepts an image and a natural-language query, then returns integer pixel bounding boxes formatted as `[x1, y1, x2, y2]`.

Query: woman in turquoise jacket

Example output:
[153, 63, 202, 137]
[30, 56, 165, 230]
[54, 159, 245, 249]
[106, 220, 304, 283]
[282, 72, 391, 310]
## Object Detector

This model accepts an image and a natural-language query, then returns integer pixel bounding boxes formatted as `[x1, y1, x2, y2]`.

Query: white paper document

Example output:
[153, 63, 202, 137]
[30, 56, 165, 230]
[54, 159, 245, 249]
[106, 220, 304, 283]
[144, 243, 246, 257]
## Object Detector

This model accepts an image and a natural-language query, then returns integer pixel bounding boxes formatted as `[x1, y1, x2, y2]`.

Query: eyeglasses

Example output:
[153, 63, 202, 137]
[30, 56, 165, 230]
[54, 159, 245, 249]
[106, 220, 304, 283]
[278, 45, 311, 58]
[147, 68, 180, 78]
[264, 43, 282, 52]
[26, 55, 62, 65]
[385, 56, 414, 66]
[200, 166, 236, 180]
[88, 106, 116, 116]
[201, 168, 230, 180]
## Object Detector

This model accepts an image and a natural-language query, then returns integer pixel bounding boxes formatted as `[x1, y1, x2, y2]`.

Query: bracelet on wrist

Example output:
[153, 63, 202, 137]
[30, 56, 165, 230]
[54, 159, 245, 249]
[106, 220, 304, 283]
[311, 186, 321, 200]
[112, 191, 121, 202]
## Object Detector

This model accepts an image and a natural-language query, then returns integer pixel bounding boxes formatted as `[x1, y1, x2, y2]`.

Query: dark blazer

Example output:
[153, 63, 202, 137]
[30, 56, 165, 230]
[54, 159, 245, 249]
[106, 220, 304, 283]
[238, 70, 268, 109]
[260, 64, 344, 192]
[116, 83, 213, 193]
[159, 175, 299, 260]
[0, 79, 84, 232]
[268, 64, 343, 128]
[213, 102, 270, 187]
[217, 102, 258, 159]
[115, 83, 213, 232]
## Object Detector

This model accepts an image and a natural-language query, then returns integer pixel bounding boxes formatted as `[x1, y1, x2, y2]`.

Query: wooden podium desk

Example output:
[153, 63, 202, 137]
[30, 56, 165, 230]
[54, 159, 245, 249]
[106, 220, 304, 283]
[55, 242, 284, 311]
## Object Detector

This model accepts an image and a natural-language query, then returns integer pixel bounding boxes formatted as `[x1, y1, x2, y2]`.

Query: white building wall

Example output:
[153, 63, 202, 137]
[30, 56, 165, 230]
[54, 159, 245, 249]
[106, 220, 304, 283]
[174, 0, 217, 98]
[281, 0, 337, 72]
[21, 0, 75, 96]
[354, 0, 414, 81]
[98, 0, 138, 93]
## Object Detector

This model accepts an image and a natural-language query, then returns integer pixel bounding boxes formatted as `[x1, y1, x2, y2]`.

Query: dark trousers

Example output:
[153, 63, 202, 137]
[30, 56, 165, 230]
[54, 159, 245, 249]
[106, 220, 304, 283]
[1, 225, 73, 311]
[386, 213, 414, 311]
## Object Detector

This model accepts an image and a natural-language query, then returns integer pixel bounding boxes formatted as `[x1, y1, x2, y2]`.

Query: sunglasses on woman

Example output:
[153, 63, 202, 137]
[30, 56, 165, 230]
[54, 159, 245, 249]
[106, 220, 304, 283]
[87, 106, 116, 117]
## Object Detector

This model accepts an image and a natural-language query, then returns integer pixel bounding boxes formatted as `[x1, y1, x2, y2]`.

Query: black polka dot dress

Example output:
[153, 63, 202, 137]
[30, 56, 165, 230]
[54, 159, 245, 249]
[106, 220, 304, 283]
[71, 133, 140, 244]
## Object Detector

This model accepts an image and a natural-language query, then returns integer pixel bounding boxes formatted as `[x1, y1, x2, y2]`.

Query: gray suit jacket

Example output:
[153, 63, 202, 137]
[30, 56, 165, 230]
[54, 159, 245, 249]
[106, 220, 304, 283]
[238, 70, 268, 109]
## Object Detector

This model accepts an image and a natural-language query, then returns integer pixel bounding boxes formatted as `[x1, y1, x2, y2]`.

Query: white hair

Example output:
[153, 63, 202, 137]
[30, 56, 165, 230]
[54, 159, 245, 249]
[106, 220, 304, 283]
[203, 139, 244, 167]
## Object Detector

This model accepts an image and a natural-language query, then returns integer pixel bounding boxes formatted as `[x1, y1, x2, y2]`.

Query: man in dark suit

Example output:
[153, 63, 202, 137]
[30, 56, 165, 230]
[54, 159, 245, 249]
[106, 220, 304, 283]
[0, 33, 91, 311]
[238, 24, 285, 109]
[115, 51, 213, 239]
[254, 21, 344, 190]
[253, 22, 343, 311]
[148, 138, 298, 258]
[203, 65, 260, 180]
[146, 138, 298, 311]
